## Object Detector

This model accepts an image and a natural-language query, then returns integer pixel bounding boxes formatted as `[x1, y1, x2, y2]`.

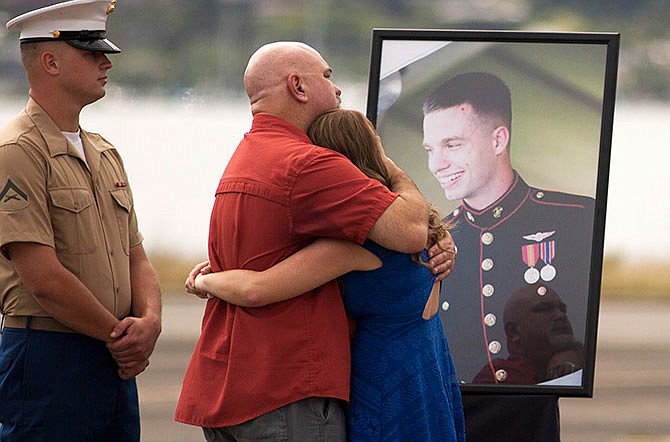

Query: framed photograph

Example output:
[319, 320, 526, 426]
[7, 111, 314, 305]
[366, 29, 619, 396]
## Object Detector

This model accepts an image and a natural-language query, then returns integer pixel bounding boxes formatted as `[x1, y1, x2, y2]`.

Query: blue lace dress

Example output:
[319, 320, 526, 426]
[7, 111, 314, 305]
[341, 241, 466, 442]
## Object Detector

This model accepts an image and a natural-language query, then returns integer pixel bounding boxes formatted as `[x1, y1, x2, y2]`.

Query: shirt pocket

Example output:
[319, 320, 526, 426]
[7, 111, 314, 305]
[109, 188, 131, 254]
[49, 187, 96, 254]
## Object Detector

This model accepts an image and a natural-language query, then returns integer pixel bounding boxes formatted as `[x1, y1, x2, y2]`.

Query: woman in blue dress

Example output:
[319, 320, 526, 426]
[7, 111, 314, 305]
[185, 109, 465, 442]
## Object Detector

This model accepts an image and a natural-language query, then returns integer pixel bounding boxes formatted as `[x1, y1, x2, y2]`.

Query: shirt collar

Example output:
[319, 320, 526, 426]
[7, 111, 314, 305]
[251, 113, 312, 144]
[25, 97, 110, 160]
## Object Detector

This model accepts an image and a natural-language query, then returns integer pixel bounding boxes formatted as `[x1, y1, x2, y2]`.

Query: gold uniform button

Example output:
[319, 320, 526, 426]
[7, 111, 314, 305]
[484, 313, 497, 327]
[481, 258, 494, 271]
[488, 340, 502, 354]
[495, 369, 509, 382]
[481, 232, 494, 245]
[441, 301, 450, 311]
[482, 284, 494, 297]
[537, 286, 547, 296]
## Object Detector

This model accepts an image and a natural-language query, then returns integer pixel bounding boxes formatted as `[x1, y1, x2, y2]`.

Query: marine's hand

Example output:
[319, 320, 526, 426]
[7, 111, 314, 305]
[107, 316, 160, 377]
[427, 230, 457, 282]
[117, 359, 150, 380]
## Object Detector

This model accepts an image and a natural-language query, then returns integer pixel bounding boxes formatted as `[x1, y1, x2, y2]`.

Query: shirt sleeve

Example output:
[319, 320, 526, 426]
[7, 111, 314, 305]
[290, 149, 398, 244]
[0, 143, 54, 258]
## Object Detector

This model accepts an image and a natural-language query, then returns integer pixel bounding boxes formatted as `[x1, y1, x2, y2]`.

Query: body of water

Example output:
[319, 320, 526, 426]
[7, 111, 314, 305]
[1, 91, 668, 262]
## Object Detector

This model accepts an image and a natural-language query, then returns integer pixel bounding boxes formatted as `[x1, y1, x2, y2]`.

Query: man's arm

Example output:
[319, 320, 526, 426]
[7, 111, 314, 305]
[367, 157, 429, 254]
[5, 241, 119, 341]
[107, 244, 162, 379]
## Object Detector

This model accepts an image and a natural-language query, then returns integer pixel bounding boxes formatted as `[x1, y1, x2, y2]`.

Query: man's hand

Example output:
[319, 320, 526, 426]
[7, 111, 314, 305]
[107, 316, 161, 379]
[117, 360, 150, 380]
[427, 230, 457, 282]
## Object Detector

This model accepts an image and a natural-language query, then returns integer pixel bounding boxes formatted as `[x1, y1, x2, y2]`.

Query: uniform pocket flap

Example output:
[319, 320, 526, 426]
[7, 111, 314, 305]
[49, 188, 93, 213]
[109, 188, 131, 212]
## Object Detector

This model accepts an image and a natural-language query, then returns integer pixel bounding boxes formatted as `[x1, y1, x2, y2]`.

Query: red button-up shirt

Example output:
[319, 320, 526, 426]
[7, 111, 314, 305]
[175, 114, 398, 427]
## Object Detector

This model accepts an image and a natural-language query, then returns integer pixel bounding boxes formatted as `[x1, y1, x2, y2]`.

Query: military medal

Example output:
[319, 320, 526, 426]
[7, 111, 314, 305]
[522, 243, 540, 284]
[540, 240, 556, 281]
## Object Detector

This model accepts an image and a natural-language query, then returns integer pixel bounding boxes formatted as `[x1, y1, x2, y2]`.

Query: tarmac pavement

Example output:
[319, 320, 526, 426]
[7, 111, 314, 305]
[138, 296, 670, 442]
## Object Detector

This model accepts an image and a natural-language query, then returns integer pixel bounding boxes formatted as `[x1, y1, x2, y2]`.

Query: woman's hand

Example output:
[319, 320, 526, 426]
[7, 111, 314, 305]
[185, 260, 213, 299]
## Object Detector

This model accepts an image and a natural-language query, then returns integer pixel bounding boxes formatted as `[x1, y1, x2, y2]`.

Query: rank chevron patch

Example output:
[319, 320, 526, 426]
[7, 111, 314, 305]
[0, 178, 30, 211]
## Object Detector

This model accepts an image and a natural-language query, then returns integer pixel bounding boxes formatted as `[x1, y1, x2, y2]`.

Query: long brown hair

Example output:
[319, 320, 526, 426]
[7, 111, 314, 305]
[308, 109, 450, 263]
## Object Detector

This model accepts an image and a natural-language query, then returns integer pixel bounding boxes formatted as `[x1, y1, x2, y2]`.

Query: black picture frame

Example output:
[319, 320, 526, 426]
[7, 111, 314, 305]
[366, 29, 619, 397]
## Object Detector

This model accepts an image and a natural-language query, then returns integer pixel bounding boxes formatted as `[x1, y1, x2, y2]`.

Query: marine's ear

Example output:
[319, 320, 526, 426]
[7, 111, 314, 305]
[492, 125, 510, 154]
[41, 51, 60, 75]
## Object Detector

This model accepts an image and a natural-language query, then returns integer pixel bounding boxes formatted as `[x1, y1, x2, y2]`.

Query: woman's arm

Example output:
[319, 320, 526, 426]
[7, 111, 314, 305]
[190, 238, 381, 307]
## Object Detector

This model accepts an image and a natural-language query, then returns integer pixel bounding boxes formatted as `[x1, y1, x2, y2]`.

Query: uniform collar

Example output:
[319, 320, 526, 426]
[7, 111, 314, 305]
[25, 97, 110, 163]
[25, 98, 72, 158]
[455, 171, 531, 229]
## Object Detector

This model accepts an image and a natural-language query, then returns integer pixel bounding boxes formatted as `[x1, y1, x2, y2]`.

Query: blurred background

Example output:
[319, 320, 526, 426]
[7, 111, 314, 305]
[1, 1, 669, 441]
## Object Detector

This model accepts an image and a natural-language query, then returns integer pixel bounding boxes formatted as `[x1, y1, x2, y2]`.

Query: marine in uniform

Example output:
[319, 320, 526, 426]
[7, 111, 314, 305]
[422, 71, 595, 442]
[0, 1, 161, 441]
[440, 171, 593, 384]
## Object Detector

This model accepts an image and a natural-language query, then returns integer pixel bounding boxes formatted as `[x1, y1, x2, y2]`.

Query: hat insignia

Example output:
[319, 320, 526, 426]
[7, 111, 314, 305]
[107, 0, 116, 15]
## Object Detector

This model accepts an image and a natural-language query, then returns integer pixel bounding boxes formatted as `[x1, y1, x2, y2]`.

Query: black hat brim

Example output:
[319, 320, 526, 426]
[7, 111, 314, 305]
[66, 38, 121, 53]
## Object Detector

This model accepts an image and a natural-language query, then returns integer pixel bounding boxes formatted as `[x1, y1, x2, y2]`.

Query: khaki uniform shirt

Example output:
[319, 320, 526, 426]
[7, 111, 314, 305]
[0, 98, 143, 319]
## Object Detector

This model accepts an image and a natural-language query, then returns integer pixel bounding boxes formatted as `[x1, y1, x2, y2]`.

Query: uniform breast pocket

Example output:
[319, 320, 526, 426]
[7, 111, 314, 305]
[49, 187, 97, 253]
[110, 188, 132, 254]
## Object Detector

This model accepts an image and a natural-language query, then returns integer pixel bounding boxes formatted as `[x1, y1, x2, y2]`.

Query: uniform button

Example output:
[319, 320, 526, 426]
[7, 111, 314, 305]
[481, 258, 494, 271]
[441, 301, 450, 311]
[466, 211, 475, 222]
[481, 232, 494, 245]
[482, 284, 494, 297]
[495, 369, 508, 382]
[488, 340, 502, 354]
[484, 313, 497, 327]
[537, 286, 547, 296]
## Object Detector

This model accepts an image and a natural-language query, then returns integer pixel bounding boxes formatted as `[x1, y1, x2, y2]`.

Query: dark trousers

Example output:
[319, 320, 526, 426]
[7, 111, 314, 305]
[462, 394, 560, 442]
[0, 326, 140, 442]
[203, 397, 346, 442]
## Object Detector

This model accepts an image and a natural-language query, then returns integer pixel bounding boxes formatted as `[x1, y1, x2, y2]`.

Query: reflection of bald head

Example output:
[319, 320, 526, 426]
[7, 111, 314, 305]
[244, 42, 322, 104]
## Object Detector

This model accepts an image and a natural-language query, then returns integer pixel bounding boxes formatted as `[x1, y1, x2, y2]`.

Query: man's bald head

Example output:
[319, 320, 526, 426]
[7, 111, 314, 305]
[244, 42, 322, 100]
[242, 41, 341, 130]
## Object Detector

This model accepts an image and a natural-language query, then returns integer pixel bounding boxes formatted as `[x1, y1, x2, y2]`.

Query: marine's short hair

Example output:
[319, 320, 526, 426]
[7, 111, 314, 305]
[423, 72, 512, 131]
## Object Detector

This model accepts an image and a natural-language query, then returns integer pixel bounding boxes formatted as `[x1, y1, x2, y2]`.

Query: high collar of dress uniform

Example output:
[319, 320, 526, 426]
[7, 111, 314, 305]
[456, 171, 530, 229]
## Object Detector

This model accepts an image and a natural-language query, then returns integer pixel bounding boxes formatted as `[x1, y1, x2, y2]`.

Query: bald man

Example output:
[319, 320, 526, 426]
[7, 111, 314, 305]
[175, 42, 453, 442]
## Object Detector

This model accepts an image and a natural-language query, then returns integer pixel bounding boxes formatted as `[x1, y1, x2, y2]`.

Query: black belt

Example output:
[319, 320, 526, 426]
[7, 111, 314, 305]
[1, 315, 74, 333]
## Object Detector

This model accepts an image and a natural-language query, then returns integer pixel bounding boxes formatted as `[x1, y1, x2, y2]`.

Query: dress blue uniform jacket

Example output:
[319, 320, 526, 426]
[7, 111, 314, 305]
[441, 171, 595, 442]
[440, 171, 594, 383]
